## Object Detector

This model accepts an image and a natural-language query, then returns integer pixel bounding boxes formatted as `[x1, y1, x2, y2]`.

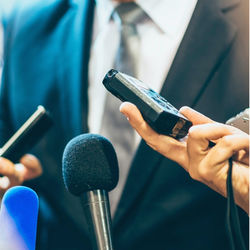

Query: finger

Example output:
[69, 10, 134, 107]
[179, 106, 214, 125]
[233, 149, 249, 165]
[120, 102, 178, 148]
[187, 123, 241, 154]
[0, 157, 22, 184]
[119, 102, 160, 145]
[207, 134, 250, 165]
[19, 154, 42, 180]
[120, 102, 188, 167]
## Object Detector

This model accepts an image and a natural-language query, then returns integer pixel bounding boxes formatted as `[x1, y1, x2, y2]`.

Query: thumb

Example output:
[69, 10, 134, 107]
[19, 154, 42, 180]
[180, 106, 214, 125]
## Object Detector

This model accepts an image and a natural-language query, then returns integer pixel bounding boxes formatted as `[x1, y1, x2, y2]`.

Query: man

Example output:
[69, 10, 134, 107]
[0, 0, 248, 249]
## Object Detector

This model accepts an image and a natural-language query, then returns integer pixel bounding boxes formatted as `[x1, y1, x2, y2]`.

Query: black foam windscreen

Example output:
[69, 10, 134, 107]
[62, 134, 119, 196]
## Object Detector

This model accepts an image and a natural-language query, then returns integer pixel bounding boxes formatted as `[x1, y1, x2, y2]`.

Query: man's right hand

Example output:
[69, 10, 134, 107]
[0, 154, 42, 197]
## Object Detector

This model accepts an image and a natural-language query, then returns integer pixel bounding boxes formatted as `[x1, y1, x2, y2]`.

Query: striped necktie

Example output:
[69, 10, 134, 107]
[100, 2, 146, 216]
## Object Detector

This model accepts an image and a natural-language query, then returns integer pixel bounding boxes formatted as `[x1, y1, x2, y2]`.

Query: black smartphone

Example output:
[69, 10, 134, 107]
[0, 105, 53, 163]
[103, 69, 192, 139]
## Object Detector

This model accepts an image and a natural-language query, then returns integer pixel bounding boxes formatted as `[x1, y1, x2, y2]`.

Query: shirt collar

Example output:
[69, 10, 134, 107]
[95, 0, 197, 36]
[137, 0, 198, 36]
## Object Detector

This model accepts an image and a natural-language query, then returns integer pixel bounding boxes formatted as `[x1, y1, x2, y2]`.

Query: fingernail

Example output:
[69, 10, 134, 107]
[0, 176, 10, 189]
[20, 155, 33, 165]
[119, 107, 129, 120]
[15, 163, 25, 172]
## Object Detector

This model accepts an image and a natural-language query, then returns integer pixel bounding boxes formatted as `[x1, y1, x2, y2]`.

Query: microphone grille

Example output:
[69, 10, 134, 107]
[62, 134, 119, 196]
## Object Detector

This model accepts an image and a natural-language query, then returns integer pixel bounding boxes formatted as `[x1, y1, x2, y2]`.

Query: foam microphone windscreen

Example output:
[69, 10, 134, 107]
[62, 134, 119, 196]
[0, 186, 39, 250]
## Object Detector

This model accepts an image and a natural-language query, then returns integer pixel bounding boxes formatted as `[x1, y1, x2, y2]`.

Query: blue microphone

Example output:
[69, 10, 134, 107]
[0, 186, 39, 250]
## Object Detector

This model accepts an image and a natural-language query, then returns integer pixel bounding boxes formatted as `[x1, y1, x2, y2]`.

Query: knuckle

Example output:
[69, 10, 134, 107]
[189, 165, 210, 182]
[220, 136, 233, 148]
[188, 169, 195, 179]
[188, 127, 199, 139]
[188, 169, 199, 181]
[198, 166, 210, 180]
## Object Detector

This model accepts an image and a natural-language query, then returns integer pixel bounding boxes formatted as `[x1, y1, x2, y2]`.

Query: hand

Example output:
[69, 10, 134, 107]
[0, 154, 42, 197]
[119, 102, 212, 169]
[120, 102, 249, 213]
[186, 122, 249, 213]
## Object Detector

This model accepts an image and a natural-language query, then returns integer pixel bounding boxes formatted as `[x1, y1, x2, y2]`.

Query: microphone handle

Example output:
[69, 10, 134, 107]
[81, 190, 114, 250]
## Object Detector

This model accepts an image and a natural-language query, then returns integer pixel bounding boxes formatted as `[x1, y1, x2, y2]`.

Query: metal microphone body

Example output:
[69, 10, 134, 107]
[81, 190, 113, 250]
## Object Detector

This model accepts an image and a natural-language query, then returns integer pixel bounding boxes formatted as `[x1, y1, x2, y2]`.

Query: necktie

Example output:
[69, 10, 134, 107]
[100, 3, 146, 216]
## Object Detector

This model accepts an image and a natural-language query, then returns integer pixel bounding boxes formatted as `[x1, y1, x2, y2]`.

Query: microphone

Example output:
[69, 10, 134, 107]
[0, 186, 39, 250]
[62, 134, 119, 250]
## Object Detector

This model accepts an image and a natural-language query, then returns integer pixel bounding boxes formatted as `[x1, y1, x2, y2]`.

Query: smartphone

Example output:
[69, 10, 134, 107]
[0, 105, 53, 163]
[103, 69, 192, 139]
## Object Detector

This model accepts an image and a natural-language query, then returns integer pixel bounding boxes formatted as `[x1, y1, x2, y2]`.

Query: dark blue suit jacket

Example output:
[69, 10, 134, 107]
[1, 0, 249, 249]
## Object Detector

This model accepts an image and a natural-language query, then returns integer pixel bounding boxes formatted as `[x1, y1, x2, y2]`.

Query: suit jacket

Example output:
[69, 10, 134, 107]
[0, 0, 249, 249]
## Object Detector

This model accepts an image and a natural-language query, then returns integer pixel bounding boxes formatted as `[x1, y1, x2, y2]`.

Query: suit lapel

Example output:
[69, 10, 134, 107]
[160, 0, 238, 109]
[58, 0, 95, 136]
[113, 0, 238, 228]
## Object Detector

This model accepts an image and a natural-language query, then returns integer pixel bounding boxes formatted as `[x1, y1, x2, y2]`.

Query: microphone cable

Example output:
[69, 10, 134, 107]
[226, 157, 246, 250]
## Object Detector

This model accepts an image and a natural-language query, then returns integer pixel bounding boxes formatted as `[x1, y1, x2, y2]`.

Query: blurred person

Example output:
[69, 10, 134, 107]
[0, 0, 249, 249]
[0, 9, 42, 198]
[120, 103, 249, 214]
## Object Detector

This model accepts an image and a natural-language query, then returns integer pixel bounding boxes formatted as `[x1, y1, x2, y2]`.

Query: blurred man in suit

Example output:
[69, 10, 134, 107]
[0, 0, 248, 249]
